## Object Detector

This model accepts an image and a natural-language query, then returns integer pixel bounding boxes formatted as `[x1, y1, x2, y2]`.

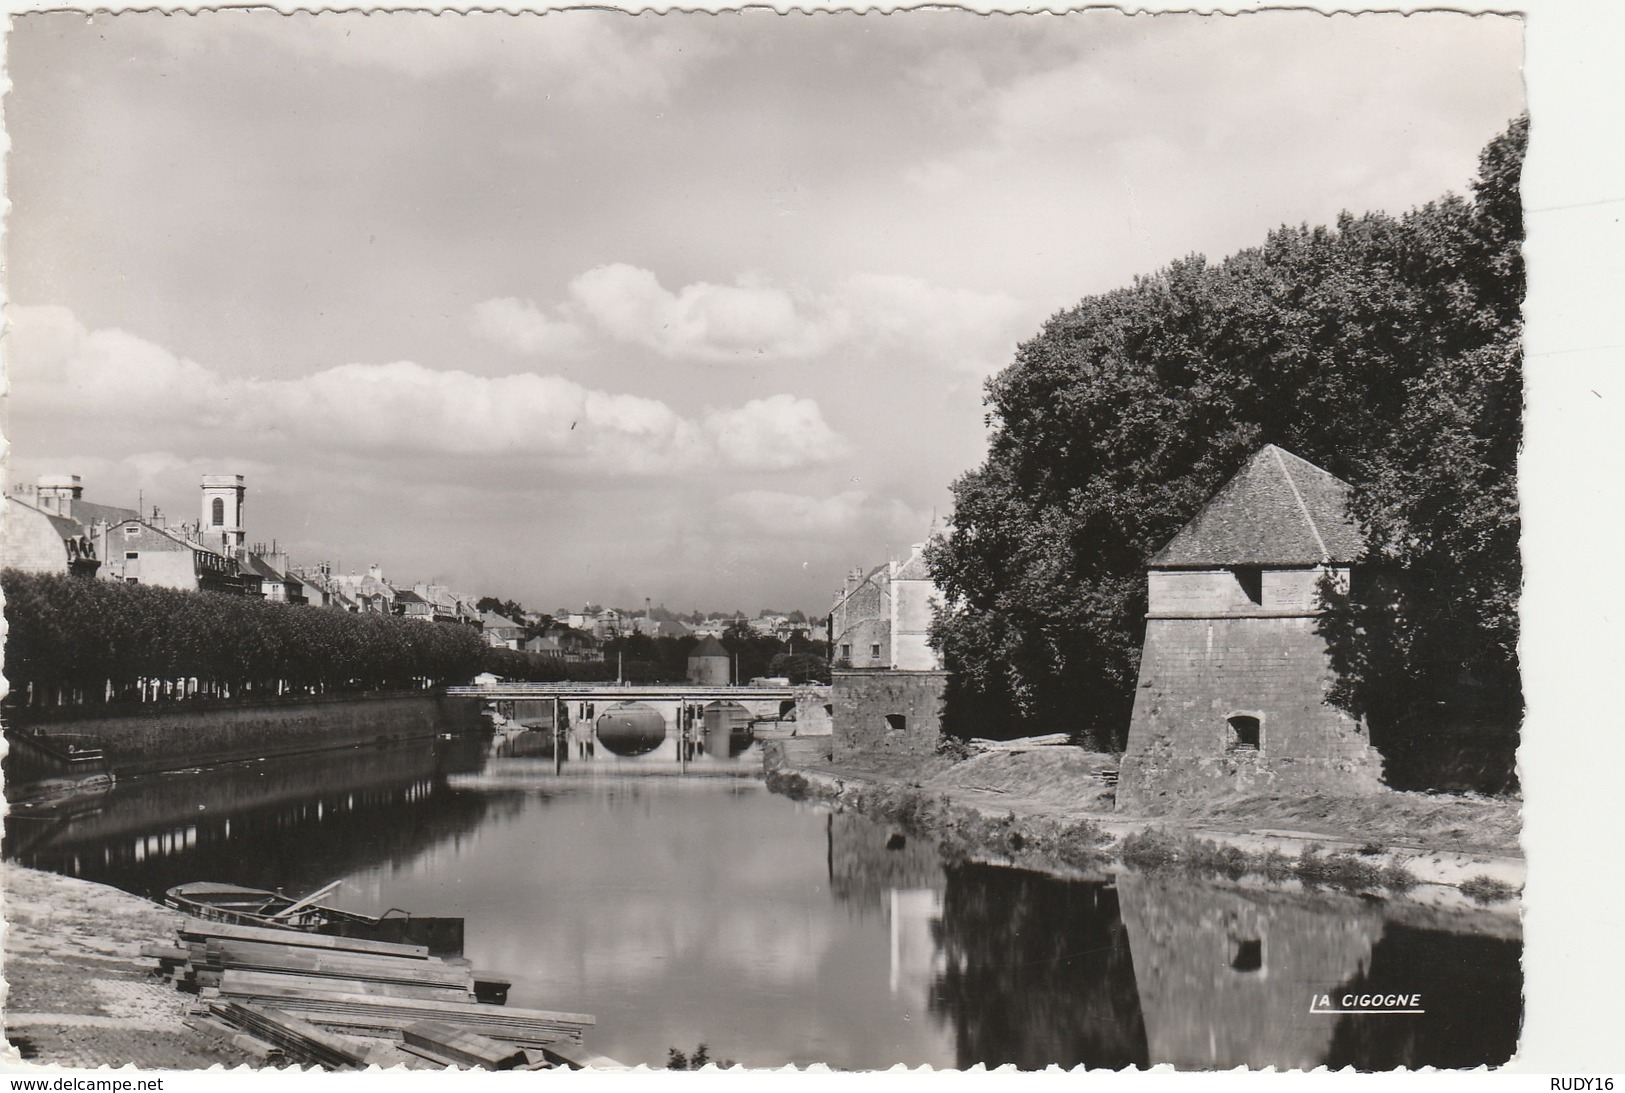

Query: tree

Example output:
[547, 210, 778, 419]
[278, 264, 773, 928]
[1319, 116, 1525, 733]
[929, 116, 1525, 748]
[476, 596, 526, 621]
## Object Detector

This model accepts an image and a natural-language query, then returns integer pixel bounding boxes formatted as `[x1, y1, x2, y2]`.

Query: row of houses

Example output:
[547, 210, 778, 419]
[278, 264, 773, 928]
[554, 605, 828, 644]
[0, 472, 581, 655]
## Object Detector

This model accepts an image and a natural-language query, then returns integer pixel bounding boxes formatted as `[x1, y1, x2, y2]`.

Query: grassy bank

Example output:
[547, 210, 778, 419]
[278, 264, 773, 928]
[766, 749, 1523, 908]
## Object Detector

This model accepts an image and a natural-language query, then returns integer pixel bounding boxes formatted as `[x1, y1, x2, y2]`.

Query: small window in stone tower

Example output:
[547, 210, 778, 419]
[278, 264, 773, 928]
[211, 497, 225, 527]
[1233, 566, 1263, 605]
[1230, 937, 1263, 972]
[1227, 715, 1261, 752]
[885, 714, 907, 733]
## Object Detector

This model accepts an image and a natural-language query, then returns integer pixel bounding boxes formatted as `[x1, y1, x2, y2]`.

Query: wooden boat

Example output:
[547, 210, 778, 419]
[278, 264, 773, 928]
[165, 881, 465, 956]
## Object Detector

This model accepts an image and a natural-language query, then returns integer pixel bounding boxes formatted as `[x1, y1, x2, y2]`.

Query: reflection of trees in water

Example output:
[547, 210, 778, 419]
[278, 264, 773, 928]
[1324, 923, 1521, 1070]
[929, 863, 1148, 1070]
[6, 739, 506, 904]
[825, 811, 945, 917]
[1116, 872, 1385, 1070]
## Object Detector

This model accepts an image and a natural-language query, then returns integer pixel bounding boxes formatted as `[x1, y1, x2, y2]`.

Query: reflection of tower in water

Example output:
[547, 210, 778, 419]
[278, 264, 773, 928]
[1114, 872, 1385, 1070]
[889, 888, 945, 997]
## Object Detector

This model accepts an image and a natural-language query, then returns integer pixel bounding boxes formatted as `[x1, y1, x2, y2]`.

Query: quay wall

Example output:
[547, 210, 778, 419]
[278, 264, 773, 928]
[4, 692, 482, 780]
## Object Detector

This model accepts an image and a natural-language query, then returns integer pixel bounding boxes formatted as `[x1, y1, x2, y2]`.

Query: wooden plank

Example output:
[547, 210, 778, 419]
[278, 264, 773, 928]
[179, 917, 430, 959]
[219, 969, 474, 1003]
[210, 989, 591, 1046]
[141, 944, 192, 963]
[205, 940, 469, 987]
[212, 985, 594, 1027]
[403, 1020, 530, 1070]
[210, 1000, 372, 1069]
[540, 1042, 626, 1070]
[220, 1002, 584, 1049]
[269, 879, 344, 920]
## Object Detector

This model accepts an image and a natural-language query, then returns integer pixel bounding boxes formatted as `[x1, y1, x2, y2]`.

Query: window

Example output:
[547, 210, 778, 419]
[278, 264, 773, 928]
[885, 714, 907, 733]
[840, 644, 852, 660]
[211, 497, 225, 526]
[125, 551, 139, 560]
[1230, 938, 1263, 972]
[1227, 715, 1261, 752]
[870, 642, 882, 659]
[123, 525, 140, 537]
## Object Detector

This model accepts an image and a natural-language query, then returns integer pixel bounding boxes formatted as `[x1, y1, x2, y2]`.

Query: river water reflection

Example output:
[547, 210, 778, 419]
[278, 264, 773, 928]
[5, 733, 1521, 1070]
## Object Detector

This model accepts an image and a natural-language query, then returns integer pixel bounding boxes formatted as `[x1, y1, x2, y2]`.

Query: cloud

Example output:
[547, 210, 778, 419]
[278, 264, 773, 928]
[6, 305, 842, 477]
[482, 264, 1031, 375]
[830, 273, 1030, 377]
[469, 297, 586, 357]
[716, 489, 928, 542]
[193, 12, 727, 105]
[567, 264, 840, 363]
[702, 395, 849, 471]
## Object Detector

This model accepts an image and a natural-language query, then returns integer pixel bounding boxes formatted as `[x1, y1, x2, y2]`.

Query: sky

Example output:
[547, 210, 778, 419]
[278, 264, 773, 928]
[2, 10, 1526, 615]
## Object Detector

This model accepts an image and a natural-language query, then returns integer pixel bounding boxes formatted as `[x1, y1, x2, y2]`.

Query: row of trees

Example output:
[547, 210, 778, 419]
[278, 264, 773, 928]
[481, 627, 832, 685]
[3, 569, 486, 705]
[928, 117, 1526, 748]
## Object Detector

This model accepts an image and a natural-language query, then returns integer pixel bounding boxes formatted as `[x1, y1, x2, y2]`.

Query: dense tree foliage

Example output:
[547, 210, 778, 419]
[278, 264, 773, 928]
[480, 631, 831, 686]
[929, 117, 1525, 748]
[3, 569, 485, 704]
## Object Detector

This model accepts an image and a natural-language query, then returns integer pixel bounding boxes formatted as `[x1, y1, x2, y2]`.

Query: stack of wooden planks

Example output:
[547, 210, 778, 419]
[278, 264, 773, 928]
[146, 917, 598, 1070]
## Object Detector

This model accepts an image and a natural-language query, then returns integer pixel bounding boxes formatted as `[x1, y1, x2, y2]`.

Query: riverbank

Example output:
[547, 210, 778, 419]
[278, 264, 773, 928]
[5, 691, 483, 795]
[2, 866, 254, 1070]
[767, 749, 1523, 920]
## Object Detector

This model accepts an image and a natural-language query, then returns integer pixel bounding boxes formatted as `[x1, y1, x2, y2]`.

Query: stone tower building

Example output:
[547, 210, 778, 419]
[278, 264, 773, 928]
[1116, 445, 1383, 810]
[687, 636, 732, 686]
[199, 474, 247, 557]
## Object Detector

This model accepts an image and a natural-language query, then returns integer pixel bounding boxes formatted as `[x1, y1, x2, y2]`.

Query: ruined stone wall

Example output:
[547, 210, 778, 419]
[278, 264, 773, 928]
[1118, 615, 1382, 810]
[833, 669, 947, 761]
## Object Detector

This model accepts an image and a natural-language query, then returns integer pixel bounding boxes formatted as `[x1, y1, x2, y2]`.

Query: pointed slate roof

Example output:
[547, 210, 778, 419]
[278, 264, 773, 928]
[1149, 445, 1364, 567]
[690, 636, 730, 660]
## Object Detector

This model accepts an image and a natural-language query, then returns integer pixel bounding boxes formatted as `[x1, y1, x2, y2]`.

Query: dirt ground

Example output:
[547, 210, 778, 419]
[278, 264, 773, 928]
[2, 866, 252, 1071]
[812, 748, 1521, 855]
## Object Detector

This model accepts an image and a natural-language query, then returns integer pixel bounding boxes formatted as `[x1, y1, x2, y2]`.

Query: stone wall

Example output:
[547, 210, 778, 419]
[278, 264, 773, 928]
[1118, 615, 1382, 810]
[2, 498, 70, 574]
[832, 669, 947, 761]
[8, 693, 482, 779]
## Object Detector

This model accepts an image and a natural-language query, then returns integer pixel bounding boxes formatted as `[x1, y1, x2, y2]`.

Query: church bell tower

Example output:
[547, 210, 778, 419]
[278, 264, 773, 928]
[200, 474, 246, 557]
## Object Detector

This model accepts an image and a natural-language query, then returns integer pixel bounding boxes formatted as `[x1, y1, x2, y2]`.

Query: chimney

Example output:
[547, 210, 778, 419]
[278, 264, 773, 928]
[36, 474, 83, 516]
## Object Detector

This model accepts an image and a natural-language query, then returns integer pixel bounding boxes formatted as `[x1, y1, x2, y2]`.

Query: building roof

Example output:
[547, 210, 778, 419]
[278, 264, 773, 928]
[482, 611, 521, 629]
[241, 553, 288, 581]
[394, 588, 429, 605]
[73, 499, 143, 528]
[893, 543, 932, 581]
[690, 636, 729, 660]
[1149, 445, 1365, 567]
[43, 510, 86, 541]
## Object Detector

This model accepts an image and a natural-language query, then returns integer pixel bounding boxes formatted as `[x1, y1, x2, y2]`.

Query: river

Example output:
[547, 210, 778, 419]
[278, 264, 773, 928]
[4, 728, 1521, 1070]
